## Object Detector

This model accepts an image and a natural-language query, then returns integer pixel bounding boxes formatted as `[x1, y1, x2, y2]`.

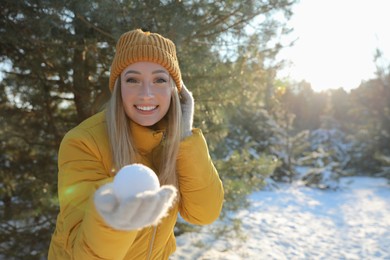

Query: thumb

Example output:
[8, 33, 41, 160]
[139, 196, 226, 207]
[94, 183, 118, 212]
[180, 83, 193, 103]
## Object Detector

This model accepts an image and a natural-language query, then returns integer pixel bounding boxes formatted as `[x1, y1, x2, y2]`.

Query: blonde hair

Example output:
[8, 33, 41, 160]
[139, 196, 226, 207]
[106, 79, 181, 190]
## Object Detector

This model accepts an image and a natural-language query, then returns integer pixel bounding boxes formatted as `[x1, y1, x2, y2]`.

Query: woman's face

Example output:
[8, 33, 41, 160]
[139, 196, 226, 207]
[120, 61, 172, 126]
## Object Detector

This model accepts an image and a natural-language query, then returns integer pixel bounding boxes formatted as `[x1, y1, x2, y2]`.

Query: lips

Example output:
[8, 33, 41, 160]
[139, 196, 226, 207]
[135, 105, 158, 111]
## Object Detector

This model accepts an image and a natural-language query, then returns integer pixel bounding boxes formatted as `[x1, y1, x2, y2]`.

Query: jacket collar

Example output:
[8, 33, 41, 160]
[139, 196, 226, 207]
[129, 119, 166, 154]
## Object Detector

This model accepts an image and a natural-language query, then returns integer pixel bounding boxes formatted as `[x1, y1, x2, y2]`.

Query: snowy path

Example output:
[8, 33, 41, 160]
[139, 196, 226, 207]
[171, 177, 390, 260]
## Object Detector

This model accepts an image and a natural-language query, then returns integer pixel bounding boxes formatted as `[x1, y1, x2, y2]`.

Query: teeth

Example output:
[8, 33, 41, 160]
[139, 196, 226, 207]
[136, 105, 157, 111]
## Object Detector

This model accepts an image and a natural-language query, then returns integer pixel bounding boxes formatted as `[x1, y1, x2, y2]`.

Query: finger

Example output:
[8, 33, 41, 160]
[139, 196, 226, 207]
[120, 194, 160, 229]
[94, 183, 118, 212]
[180, 83, 193, 101]
[129, 186, 176, 226]
[141, 197, 167, 225]
[145, 186, 177, 224]
[159, 185, 177, 205]
[109, 197, 145, 230]
[120, 195, 144, 220]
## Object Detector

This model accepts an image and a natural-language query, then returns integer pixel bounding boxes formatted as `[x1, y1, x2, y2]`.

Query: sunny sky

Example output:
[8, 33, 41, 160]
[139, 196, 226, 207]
[277, 0, 390, 92]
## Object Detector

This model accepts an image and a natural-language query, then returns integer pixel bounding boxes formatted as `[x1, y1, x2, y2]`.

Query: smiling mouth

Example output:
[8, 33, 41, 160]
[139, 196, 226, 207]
[135, 105, 158, 111]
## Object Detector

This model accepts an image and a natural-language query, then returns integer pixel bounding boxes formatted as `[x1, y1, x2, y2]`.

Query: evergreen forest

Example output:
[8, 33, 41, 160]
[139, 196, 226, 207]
[1, 1, 389, 259]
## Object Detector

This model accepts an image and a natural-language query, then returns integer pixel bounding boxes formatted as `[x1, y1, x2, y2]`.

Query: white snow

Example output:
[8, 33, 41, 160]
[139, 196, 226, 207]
[113, 164, 160, 199]
[171, 177, 390, 259]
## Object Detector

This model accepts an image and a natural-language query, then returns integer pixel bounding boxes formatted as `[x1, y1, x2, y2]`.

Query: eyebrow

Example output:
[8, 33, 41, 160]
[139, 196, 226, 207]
[152, 70, 168, 75]
[124, 70, 141, 76]
[124, 69, 169, 76]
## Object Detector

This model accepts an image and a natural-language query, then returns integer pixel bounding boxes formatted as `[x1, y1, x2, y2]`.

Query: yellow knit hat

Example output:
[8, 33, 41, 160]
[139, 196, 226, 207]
[109, 29, 182, 92]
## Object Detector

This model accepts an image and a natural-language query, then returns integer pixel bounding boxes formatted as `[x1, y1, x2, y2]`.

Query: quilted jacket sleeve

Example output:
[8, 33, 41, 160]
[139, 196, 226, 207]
[176, 129, 224, 225]
[56, 128, 138, 259]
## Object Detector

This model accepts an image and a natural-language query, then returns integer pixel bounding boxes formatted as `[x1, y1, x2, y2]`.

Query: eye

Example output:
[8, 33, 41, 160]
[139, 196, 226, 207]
[155, 77, 168, 84]
[126, 77, 139, 84]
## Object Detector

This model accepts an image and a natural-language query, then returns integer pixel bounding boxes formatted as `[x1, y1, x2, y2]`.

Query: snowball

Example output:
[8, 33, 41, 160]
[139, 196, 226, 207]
[113, 164, 160, 199]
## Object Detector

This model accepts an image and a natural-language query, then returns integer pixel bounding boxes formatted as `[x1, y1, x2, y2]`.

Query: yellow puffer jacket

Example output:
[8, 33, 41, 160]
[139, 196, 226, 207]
[48, 111, 224, 259]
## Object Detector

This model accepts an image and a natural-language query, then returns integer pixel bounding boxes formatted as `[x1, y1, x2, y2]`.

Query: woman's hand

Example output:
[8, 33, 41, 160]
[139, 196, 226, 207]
[94, 183, 177, 231]
[180, 83, 194, 139]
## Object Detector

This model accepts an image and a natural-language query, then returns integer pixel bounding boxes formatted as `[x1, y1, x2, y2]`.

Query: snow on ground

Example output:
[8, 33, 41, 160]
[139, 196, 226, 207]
[171, 177, 390, 260]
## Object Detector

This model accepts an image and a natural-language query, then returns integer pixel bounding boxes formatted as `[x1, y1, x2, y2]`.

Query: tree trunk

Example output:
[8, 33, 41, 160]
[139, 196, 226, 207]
[72, 8, 93, 122]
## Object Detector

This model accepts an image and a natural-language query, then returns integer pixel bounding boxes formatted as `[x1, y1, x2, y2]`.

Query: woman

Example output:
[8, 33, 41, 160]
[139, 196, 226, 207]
[48, 29, 224, 259]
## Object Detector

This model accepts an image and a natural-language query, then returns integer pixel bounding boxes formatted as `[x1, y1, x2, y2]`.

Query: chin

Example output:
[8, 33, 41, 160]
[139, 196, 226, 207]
[133, 119, 159, 127]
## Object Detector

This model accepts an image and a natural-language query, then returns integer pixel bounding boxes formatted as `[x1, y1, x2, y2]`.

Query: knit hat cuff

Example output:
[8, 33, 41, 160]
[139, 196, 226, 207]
[109, 29, 182, 92]
[109, 45, 181, 92]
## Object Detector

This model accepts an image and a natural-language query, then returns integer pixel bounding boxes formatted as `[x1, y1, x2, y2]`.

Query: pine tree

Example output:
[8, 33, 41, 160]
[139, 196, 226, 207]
[0, 0, 297, 257]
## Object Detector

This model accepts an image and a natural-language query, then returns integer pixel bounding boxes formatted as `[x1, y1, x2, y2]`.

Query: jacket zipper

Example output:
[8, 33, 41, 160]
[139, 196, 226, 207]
[147, 226, 157, 260]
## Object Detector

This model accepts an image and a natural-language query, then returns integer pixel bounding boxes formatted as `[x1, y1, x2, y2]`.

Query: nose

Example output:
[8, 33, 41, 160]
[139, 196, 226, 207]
[139, 81, 154, 98]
